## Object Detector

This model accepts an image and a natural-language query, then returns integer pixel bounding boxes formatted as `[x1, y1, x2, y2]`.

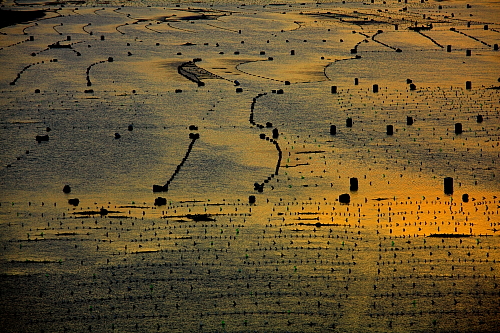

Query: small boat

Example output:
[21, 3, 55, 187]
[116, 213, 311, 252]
[408, 24, 433, 32]
[48, 41, 72, 49]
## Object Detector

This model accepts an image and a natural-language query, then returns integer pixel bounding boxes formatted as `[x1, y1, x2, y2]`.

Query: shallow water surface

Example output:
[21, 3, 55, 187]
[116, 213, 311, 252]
[0, 0, 499, 332]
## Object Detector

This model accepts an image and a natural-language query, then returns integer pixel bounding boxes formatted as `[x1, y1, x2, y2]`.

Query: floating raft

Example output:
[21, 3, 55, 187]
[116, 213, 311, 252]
[178, 61, 225, 86]
[408, 25, 433, 31]
[427, 233, 471, 238]
[48, 42, 72, 49]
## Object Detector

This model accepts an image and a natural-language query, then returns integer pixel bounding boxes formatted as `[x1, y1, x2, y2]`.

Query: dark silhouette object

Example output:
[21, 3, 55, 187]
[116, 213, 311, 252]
[407, 116, 414, 125]
[68, 198, 80, 206]
[444, 177, 454, 195]
[236, 88, 243, 93]
[153, 133, 199, 192]
[254, 183, 264, 192]
[276, 89, 284, 94]
[35, 89, 40, 93]
[476, 115, 483, 123]
[290, 50, 295, 55]
[272, 128, 279, 139]
[454, 123, 462, 134]
[494, 44, 498, 51]
[274, 141, 282, 176]
[466, 49, 471, 56]
[189, 125, 198, 130]
[462, 194, 469, 203]
[466, 81, 472, 90]
[48, 42, 71, 49]
[108, 57, 113, 62]
[409, 83, 416, 90]
[331, 86, 337, 94]
[387, 125, 394, 135]
[63, 185, 71, 194]
[36, 135, 49, 142]
[101, 35, 105, 40]
[447, 45, 452, 52]
[354, 78, 359, 85]
[350, 178, 358, 191]
[153, 185, 165, 192]
[284, 81, 290, 85]
[114, 133, 121, 139]
[346, 118, 353, 127]
[154, 197, 167, 206]
[186, 214, 215, 221]
[330, 125, 337, 135]
[249, 195, 256, 204]
[266, 122, 273, 128]
[373, 84, 379, 93]
[339, 193, 350, 204]
[128, 124, 133, 131]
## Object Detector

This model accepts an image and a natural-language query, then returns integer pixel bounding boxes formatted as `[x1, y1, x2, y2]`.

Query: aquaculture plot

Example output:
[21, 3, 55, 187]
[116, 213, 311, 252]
[1, 195, 499, 332]
[1, 0, 500, 332]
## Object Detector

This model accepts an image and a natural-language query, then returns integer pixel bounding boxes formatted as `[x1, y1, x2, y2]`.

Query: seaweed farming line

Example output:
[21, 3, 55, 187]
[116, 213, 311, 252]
[0, 36, 31, 51]
[115, 22, 128, 34]
[153, 132, 199, 193]
[416, 30, 444, 48]
[166, 22, 196, 33]
[451, 27, 494, 48]
[25, 309, 343, 325]
[144, 23, 162, 34]
[82, 23, 92, 34]
[8, 60, 57, 86]
[249, 92, 268, 127]
[70, 8, 82, 16]
[54, 292, 353, 307]
[235, 59, 284, 83]
[205, 23, 239, 33]
[323, 57, 358, 81]
[52, 22, 63, 35]
[369, 30, 402, 52]
[93, 8, 106, 16]
[248, 92, 282, 193]
[86, 57, 114, 87]
[372, 290, 500, 299]
[21, 24, 36, 35]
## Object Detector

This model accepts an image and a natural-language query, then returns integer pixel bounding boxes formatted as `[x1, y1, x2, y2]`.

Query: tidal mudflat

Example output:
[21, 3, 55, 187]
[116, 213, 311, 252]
[0, 0, 499, 332]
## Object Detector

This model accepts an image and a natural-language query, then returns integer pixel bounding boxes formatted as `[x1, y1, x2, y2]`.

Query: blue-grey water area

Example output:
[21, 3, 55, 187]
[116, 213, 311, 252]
[0, 0, 499, 332]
